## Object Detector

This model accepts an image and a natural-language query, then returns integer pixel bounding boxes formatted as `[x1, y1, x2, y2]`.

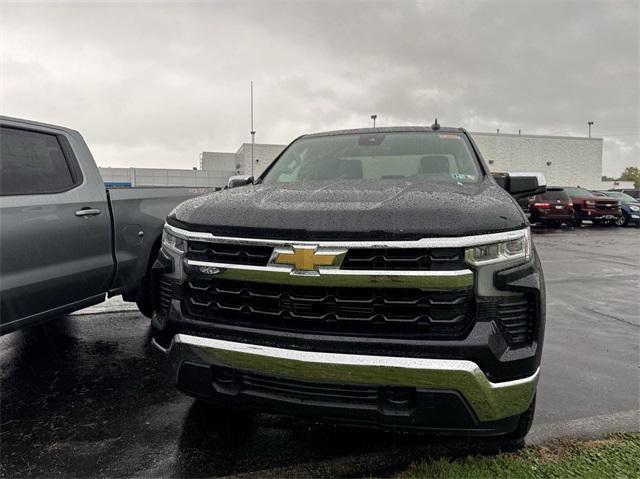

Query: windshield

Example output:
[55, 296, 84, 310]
[563, 187, 594, 197]
[541, 189, 569, 201]
[603, 191, 637, 203]
[261, 132, 482, 184]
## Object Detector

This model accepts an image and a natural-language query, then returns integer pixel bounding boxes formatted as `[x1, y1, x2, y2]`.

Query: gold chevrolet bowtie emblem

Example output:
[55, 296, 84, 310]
[273, 246, 345, 272]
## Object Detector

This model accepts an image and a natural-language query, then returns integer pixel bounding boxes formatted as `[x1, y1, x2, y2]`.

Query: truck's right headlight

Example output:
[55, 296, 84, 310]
[465, 228, 531, 266]
[162, 227, 186, 254]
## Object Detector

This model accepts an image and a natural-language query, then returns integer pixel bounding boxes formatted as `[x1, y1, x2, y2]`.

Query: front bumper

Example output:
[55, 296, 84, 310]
[152, 226, 544, 433]
[531, 208, 573, 221]
[579, 208, 621, 220]
[153, 333, 538, 427]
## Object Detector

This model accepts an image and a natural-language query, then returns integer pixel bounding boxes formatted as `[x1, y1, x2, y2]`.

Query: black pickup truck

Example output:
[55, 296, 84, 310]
[151, 126, 546, 439]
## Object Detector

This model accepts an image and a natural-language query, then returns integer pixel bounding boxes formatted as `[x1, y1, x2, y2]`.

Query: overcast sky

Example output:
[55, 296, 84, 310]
[1, 0, 638, 176]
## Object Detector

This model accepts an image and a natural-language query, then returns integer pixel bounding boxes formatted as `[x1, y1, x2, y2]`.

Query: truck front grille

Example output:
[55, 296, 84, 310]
[186, 242, 466, 271]
[497, 297, 536, 346]
[155, 277, 176, 316]
[594, 201, 618, 211]
[241, 372, 379, 406]
[477, 295, 536, 347]
[188, 241, 273, 266]
[340, 248, 465, 271]
[182, 278, 474, 340]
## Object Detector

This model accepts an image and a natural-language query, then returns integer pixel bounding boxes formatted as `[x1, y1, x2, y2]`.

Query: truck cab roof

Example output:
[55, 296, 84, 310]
[0, 115, 81, 136]
[301, 126, 465, 138]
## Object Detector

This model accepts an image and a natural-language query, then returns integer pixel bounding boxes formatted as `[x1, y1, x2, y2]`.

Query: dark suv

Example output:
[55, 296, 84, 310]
[151, 126, 546, 439]
[594, 191, 640, 227]
[527, 188, 574, 227]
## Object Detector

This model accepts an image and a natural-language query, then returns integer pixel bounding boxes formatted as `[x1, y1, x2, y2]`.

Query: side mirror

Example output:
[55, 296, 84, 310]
[227, 175, 253, 189]
[492, 172, 546, 199]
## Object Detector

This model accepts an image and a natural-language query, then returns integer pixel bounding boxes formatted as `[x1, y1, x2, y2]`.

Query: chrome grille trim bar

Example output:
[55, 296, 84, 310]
[184, 259, 474, 289]
[166, 224, 528, 249]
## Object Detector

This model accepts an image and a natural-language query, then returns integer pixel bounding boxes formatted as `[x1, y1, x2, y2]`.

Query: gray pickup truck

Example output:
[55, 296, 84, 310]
[0, 116, 212, 334]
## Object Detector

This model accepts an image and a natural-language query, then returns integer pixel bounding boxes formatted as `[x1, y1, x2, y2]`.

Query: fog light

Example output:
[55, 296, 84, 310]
[211, 367, 242, 395]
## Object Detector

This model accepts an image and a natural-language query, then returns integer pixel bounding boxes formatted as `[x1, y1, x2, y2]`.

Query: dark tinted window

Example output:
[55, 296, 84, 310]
[541, 189, 569, 201]
[562, 187, 593, 197]
[621, 189, 640, 199]
[0, 127, 76, 195]
[603, 191, 637, 203]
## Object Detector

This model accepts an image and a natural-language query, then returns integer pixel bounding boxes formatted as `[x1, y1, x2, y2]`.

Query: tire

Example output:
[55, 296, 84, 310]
[503, 395, 536, 441]
[615, 212, 629, 227]
[180, 399, 256, 446]
[573, 214, 582, 227]
[136, 243, 160, 318]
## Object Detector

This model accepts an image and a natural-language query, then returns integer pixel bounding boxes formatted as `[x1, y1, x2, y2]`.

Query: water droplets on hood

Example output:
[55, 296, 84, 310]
[170, 178, 526, 239]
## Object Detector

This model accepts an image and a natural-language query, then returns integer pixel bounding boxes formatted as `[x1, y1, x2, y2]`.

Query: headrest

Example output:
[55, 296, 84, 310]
[420, 155, 450, 174]
[338, 159, 363, 179]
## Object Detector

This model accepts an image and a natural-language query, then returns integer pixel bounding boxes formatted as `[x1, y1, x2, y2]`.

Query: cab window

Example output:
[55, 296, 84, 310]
[0, 127, 80, 196]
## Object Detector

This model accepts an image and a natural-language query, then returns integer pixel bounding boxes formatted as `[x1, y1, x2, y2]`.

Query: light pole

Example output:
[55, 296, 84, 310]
[588, 121, 594, 138]
[250, 81, 255, 179]
[371, 114, 377, 128]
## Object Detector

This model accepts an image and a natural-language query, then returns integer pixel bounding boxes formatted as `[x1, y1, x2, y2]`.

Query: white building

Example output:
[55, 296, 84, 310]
[201, 143, 286, 178]
[99, 167, 227, 188]
[599, 180, 634, 190]
[471, 132, 604, 189]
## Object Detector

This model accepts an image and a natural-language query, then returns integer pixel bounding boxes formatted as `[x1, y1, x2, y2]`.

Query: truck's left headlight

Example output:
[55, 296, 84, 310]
[162, 227, 186, 254]
[465, 228, 531, 266]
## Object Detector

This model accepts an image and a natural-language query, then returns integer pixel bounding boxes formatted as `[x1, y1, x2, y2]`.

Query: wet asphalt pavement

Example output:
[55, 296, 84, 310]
[1, 226, 639, 478]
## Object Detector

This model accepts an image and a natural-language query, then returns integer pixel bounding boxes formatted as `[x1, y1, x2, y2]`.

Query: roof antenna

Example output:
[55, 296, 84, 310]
[431, 118, 440, 130]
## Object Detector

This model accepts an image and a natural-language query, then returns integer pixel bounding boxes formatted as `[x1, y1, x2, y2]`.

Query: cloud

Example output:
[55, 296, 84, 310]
[1, 0, 637, 176]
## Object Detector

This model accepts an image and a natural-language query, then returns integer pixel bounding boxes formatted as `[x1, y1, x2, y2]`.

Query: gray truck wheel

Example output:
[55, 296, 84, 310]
[136, 243, 160, 318]
[573, 214, 582, 227]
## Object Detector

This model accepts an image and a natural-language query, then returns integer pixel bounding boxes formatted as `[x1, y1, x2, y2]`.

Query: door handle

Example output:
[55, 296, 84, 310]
[75, 208, 102, 217]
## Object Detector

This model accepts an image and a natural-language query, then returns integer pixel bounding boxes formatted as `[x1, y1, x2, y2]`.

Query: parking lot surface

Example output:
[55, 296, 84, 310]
[1, 226, 639, 478]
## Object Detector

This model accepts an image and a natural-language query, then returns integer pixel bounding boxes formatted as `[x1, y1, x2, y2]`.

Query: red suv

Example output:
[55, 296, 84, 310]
[527, 187, 574, 227]
[562, 186, 620, 226]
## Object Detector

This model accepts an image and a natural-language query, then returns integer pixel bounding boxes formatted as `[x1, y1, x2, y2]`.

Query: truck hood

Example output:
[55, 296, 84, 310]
[168, 178, 527, 240]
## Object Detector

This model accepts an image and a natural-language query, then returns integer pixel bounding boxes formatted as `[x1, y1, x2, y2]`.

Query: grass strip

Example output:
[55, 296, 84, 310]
[396, 433, 639, 479]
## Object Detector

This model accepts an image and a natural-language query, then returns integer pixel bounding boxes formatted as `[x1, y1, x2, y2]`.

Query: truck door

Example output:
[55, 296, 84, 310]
[0, 123, 113, 333]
